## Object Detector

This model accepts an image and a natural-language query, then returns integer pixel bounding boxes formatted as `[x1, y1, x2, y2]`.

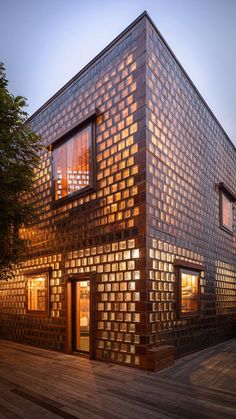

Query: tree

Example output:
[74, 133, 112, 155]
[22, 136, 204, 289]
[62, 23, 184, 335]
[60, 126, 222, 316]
[0, 63, 42, 281]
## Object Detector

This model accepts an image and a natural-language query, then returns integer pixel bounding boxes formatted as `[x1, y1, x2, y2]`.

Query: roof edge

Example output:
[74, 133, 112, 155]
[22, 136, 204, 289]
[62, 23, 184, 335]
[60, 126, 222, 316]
[27, 10, 235, 152]
[144, 12, 236, 152]
[27, 11, 148, 123]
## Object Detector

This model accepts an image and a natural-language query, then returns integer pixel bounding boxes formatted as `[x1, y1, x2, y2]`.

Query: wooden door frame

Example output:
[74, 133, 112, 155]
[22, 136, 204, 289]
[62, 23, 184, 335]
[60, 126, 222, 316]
[65, 273, 96, 360]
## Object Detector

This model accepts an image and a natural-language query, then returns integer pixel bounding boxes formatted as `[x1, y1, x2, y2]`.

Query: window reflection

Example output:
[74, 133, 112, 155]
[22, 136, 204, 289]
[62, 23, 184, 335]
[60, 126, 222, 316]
[221, 193, 233, 232]
[53, 125, 91, 201]
[180, 270, 199, 315]
[76, 280, 90, 352]
[28, 274, 47, 311]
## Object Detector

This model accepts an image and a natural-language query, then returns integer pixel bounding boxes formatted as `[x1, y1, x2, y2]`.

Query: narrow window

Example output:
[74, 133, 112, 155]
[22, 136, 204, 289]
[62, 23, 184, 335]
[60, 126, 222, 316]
[219, 182, 235, 234]
[26, 273, 49, 315]
[179, 269, 200, 316]
[53, 124, 92, 202]
[221, 192, 233, 233]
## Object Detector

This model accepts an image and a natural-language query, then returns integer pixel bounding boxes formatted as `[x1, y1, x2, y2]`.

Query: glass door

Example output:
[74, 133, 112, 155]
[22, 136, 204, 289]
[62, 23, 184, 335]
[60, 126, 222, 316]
[72, 280, 90, 353]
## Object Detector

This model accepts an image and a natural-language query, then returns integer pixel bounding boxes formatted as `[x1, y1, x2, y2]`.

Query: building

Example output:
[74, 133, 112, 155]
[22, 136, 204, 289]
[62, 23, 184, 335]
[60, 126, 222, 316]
[0, 12, 235, 371]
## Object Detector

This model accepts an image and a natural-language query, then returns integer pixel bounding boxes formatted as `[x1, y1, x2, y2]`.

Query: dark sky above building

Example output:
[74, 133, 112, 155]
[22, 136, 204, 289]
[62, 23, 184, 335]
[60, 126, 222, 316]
[1, 0, 236, 145]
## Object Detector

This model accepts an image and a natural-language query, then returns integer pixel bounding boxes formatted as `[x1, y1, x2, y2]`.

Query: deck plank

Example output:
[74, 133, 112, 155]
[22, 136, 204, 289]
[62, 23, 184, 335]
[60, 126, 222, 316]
[0, 339, 235, 418]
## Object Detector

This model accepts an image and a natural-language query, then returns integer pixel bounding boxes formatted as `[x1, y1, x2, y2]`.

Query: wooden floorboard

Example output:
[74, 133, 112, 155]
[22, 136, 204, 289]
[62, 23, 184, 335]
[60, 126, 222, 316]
[0, 339, 235, 418]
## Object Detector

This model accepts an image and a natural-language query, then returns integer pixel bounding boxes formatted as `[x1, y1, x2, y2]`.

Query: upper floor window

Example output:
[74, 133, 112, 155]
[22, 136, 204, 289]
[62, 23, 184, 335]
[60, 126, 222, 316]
[219, 182, 235, 234]
[221, 192, 233, 232]
[53, 124, 92, 202]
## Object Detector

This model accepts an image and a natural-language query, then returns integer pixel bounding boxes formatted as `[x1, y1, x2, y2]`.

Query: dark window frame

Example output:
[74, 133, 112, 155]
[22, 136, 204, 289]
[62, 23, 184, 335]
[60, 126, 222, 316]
[25, 268, 50, 317]
[178, 268, 200, 318]
[174, 261, 205, 319]
[49, 110, 99, 208]
[218, 183, 235, 235]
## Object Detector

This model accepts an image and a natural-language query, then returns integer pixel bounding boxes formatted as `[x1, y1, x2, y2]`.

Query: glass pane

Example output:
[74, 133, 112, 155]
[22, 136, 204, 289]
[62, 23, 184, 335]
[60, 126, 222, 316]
[28, 274, 47, 311]
[222, 193, 233, 231]
[68, 128, 90, 194]
[181, 272, 198, 314]
[53, 142, 68, 200]
[76, 280, 90, 352]
[53, 125, 91, 201]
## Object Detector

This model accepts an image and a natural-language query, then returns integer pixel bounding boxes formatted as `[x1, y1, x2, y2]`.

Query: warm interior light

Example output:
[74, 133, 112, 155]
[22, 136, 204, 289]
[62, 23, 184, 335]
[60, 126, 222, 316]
[28, 274, 47, 311]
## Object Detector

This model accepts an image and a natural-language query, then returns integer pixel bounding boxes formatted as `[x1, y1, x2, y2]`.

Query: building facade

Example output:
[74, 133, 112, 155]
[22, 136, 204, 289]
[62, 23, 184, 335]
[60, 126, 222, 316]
[0, 12, 235, 370]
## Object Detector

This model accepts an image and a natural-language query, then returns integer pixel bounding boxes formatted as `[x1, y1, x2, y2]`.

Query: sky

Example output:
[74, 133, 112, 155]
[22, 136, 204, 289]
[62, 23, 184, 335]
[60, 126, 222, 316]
[0, 0, 236, 145]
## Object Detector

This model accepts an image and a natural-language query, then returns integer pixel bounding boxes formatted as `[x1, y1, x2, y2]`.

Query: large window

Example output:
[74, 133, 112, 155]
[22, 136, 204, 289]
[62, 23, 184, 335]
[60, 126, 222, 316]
[179, 269, 200, 316]
[26, 273, 48, 315]
[53, 125, 92, 202]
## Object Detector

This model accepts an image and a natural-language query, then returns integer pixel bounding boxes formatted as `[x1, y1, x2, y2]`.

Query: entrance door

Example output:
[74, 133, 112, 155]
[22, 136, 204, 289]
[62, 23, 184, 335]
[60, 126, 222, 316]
[72, 280, 90, 353]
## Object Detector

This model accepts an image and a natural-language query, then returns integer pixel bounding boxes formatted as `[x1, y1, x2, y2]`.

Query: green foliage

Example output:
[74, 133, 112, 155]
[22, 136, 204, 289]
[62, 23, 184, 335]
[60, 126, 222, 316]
[0, 63, 42, 280]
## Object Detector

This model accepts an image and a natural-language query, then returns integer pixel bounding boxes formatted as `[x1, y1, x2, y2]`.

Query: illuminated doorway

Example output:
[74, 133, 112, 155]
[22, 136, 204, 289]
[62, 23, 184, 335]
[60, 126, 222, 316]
[72, 279, 90, 353]
[66, 274, 95, 358]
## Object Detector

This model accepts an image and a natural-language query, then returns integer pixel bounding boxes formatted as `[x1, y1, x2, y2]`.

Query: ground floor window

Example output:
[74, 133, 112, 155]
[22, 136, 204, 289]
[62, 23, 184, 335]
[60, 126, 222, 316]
[26, 272, 49, 315]
[179, 269, 200, 316]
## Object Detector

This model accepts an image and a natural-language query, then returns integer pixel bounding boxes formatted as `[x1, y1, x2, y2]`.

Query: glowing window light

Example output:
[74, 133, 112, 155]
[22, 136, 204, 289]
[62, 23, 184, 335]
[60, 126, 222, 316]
[27, 273, 47, 312]
[53, 125, 92, 201]
[179, 269, 199, 315]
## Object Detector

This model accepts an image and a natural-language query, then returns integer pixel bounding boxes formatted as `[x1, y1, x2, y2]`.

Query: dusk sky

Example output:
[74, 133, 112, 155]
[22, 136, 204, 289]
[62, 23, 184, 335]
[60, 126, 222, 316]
[1, 0, 235, 145]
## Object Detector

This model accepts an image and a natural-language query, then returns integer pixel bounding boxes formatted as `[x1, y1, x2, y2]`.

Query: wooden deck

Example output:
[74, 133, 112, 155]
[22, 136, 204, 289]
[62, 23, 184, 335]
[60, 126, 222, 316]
[0, 339, 235, 418]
